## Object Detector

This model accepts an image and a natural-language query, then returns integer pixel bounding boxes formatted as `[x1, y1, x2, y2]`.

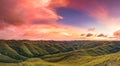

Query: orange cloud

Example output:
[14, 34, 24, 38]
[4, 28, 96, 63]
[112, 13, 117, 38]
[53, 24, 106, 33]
[21, 24, 85, 40]
[0, 24, 86, 40]
[0, 23, 112, 40]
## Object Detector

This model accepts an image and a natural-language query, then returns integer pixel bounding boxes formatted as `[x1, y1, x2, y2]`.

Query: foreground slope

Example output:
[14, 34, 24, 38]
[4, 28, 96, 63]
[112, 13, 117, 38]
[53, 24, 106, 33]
[1, 50, 120, 66]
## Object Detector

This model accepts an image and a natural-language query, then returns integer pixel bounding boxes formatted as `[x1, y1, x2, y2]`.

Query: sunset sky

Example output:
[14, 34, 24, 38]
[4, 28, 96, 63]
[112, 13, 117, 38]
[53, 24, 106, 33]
[0, 0, 120, 40]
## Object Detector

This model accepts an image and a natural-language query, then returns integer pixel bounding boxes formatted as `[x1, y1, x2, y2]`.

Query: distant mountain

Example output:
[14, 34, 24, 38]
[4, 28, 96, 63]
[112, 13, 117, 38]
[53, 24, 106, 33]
[0, 40, 120, 66]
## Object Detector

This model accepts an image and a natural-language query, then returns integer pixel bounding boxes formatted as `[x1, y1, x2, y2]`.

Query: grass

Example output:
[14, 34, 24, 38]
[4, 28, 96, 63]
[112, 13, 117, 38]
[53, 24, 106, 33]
[1, 40, 120, 66]
[1, 51, 120, 66]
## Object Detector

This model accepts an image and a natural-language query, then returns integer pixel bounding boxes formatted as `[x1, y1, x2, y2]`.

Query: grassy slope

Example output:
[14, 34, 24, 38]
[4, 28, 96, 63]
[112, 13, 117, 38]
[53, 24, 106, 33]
[1, 40, 120, 66]
[1, 51, 120, 66]
[58, 50, 120, 66]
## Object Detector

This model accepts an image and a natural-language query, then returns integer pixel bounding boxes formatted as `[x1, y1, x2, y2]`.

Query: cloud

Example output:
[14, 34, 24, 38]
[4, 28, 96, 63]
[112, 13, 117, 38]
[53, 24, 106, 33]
[18, 0, 67, 24]
[88, 27, 95, 32]
[86, 33, 93, 37]
[68, 0, 120, 29]
[0, 24, 85, 40]
[97, 34, 107, 37]
[80, 34, 85, 36]
[113, 30, 120, 38]
[22, 24, 85, 40]
[0, 0, 24, 29]
[1, 0, 81, 40]
[0, 0, 116, 40]
[80, 32, 108, 39]
[0, 0, 68, 29]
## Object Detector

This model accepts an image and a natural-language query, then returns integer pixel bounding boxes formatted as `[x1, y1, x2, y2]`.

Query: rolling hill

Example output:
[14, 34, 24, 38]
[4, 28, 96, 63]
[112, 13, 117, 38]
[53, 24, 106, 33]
[0, 40, 120, 66]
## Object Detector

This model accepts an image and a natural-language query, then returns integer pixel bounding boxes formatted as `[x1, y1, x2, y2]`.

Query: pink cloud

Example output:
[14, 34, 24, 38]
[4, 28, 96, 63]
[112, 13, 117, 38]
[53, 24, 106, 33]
[0, 0, 68, 29]
[68, 0, 120, 29]
[0, 0, 81, 40]
[18, 0, 68, 24]
[0, 0, 24, 28]
[0, 0, 117, 40]
[114, 30, 120, 38]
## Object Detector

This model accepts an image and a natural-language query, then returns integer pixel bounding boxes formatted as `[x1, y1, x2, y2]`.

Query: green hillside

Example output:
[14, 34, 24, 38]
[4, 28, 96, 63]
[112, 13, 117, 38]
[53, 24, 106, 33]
[0, 40, 120, 66]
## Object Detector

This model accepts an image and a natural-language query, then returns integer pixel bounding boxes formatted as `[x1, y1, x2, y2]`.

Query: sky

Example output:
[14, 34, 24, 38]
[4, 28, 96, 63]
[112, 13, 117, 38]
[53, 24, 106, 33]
[0, 0, 120, 40]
